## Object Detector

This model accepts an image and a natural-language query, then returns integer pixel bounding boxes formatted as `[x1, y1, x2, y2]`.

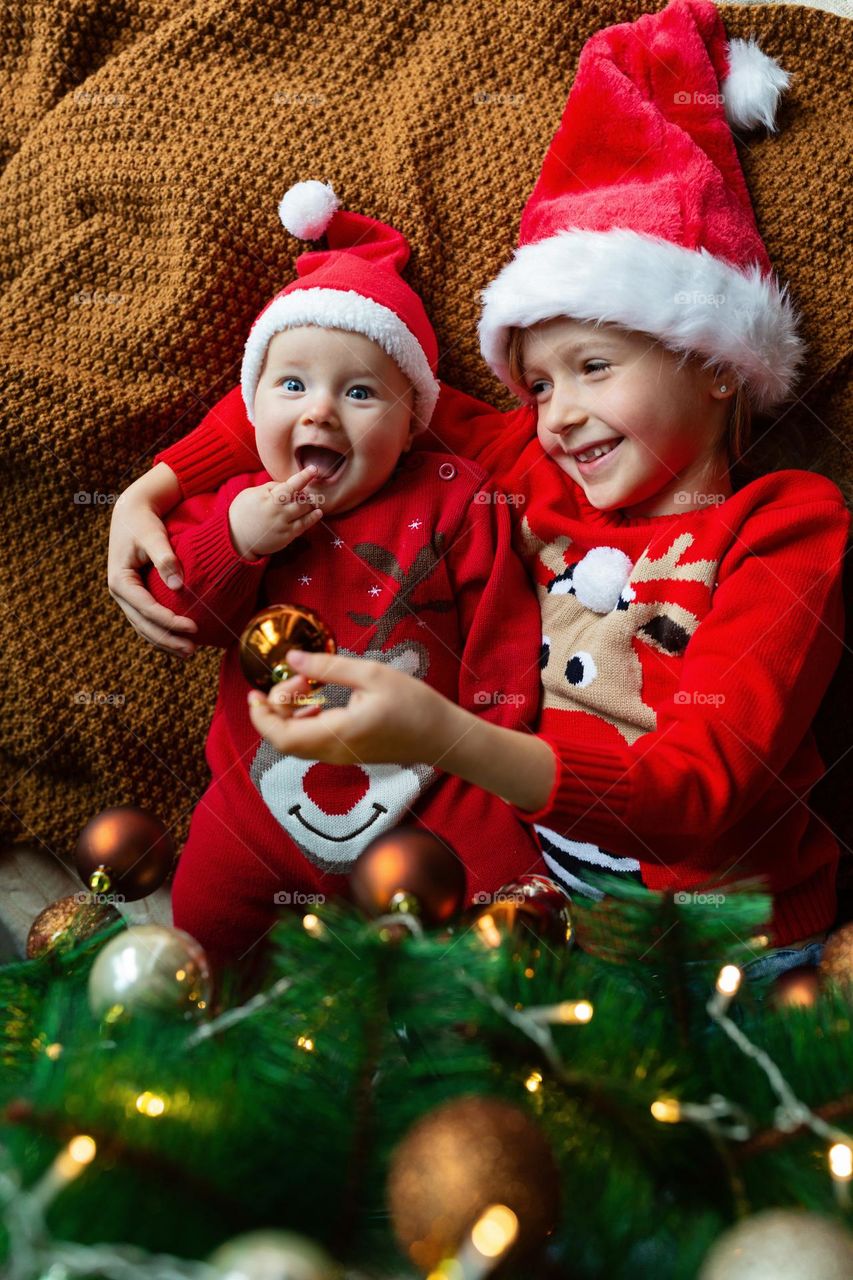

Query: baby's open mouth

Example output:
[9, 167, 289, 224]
[295, 444, 348, 481]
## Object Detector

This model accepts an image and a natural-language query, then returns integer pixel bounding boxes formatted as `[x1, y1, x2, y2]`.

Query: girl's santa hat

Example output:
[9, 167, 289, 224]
[478, 0, 803, 414]
[242, 182, 441, 428]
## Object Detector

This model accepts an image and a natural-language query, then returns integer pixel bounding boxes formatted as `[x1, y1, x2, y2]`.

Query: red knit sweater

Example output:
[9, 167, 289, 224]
[144, 449, 546, 965]
[155, 383, 850, 947]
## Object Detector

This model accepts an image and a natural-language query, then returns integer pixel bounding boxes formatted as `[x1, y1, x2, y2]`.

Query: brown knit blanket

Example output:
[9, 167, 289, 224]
[1, 2, 850, 897]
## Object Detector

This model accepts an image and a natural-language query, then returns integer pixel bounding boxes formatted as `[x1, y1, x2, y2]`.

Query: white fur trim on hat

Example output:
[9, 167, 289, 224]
[478, 228, 804, 414]
[278, 181, 340, 240]
[722, 38, 790, 133]
[241, 288, 441, 428]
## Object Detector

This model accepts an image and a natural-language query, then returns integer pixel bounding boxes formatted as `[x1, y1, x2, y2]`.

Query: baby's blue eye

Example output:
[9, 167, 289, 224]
[347, 385, 372, 401]
[584, 361, 610, 374]
[282, 377, 304, 392]
[529, 379, 550, 396]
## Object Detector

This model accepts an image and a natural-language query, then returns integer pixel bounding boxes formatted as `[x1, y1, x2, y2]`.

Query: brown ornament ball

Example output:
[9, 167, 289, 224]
[350, 826, 467, 926]
[74, 806, 174, 901]
[819, 923, 853, 995]
[26, 894, 120, 959]
[239, 604, 336, 693]
[470, 875, 573, 949]
[388, 1094, 561, 1273]
[768, 964, 822, 1011]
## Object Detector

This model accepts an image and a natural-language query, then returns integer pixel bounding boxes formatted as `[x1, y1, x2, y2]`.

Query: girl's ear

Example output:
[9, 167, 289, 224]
[709, 365, 738, 402]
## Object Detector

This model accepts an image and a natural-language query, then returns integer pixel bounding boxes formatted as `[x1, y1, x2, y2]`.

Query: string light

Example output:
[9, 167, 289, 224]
[705, 967, 853, 1181]
[526, 1000, 593, 1026]
[524, 1071, 543, 1093]
[135, 1092, 166, 1118]
[829, 1142, 852, 1209]
[26, 1135, 97, 1214]
[296, 1034, 315, 1052]
[433, 1205, 520, 1279]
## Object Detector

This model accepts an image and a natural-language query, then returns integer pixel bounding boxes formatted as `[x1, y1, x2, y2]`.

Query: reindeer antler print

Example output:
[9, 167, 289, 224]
[347, 533, 454, 647]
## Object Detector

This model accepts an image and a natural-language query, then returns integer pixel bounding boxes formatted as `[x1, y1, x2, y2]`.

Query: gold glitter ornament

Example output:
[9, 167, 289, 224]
[239, 604, 336, 692]
[26, 893, 120, 959]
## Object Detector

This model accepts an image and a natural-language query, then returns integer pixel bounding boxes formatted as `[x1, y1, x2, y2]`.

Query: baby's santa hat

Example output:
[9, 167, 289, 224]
[242, 182, 440, 428]
[478, 0, 803, 414]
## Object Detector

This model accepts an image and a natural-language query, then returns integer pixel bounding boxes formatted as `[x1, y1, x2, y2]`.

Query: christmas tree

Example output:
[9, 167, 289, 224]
[1, 847, 852, 1280]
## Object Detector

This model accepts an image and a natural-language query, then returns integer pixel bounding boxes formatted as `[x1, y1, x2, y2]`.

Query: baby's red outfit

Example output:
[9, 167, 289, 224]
[145, 449, 546, 966]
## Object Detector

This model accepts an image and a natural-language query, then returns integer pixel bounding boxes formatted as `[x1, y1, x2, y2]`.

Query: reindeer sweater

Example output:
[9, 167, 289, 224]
[143, 449, 546, 965]
[155, 384, 850, 948]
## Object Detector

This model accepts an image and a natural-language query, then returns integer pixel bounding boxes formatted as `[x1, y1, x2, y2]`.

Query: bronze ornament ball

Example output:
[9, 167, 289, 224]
[239, 604, 336, 693]
[387, 1094, 561, 1273]
[74, 806, 175, 901]
[350, 826, 467, 926]
[819, 922, 853, 995]
[26, 893, 121, 959]
[768, 964, 821, 1011]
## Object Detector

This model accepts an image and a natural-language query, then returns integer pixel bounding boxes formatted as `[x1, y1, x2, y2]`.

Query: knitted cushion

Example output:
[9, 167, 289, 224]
[0, 2, 849, 906]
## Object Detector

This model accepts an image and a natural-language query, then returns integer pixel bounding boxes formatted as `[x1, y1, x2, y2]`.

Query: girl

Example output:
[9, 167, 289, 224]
[109, 1, 849, 976]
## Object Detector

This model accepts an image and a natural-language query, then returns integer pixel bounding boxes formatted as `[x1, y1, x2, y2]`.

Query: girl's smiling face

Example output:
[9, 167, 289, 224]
[253, 326, 416, 516]
[520, 318, 736, 518]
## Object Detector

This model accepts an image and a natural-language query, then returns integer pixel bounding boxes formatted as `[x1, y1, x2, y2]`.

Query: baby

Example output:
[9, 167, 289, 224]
[143, 184, 546, 970]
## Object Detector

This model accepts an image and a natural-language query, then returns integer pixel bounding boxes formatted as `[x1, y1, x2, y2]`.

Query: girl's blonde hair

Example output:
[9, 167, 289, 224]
[506, 326, 753, 468]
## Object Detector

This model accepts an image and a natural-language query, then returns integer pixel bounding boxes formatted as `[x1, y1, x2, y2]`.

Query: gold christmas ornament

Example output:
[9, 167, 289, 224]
[387, 1094, 561, 1273]
[208, 1229, 340, 1280]
[74, 806, 175, 901]
[239, 604, 336, 692]
[350, 826, 467, 927]
[698, 1208, 853, 1279]
[819, 922, 853, 994]
[26, 893, 120, 959]
[87, 924, 212, 1022]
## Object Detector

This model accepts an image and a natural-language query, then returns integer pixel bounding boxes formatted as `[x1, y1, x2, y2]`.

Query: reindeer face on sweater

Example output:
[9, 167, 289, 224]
[520, 517, 716, 746]
[249, 640, 436, 873]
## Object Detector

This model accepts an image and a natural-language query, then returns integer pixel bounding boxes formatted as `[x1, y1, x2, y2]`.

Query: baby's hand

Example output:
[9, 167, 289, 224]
[228, 465, 324, 559]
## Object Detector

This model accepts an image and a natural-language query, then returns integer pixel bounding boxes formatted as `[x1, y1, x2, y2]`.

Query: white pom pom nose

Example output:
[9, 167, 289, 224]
[722, 38, 790, 133]
[278, 181, 340, 240]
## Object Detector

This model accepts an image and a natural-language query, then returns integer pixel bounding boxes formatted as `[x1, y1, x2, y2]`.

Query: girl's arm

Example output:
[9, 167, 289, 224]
[109, 386, 261, 655]
[108, 462, 199, 657]
[247, 650, 557, 811]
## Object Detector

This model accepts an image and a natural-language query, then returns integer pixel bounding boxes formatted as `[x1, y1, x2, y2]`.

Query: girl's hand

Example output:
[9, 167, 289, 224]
[108, 465, 199, 658]
[246, 650, 459, 766]
[228, 466, 325, 559]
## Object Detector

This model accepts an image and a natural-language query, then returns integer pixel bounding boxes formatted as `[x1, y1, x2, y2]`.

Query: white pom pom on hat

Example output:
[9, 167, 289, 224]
[278, 180, 340, 240]
[722, 37, 790, 133]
